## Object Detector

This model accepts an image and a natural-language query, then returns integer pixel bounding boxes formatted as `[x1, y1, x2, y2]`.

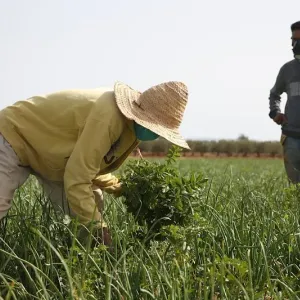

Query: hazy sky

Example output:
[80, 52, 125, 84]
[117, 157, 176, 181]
[0, 0, 298, 141]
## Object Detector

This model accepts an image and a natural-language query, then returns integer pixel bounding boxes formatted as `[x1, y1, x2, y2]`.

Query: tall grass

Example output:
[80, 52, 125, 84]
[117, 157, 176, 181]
[1, 159, 299, 299]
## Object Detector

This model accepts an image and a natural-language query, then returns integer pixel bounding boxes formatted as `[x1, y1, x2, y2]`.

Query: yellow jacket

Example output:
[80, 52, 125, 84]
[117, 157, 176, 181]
[0, 88, 139, 226]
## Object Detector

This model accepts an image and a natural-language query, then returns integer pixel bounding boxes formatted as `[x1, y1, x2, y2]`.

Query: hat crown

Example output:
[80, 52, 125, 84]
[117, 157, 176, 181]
[114, 80, 190, 149]
[134, 81, 188, 129]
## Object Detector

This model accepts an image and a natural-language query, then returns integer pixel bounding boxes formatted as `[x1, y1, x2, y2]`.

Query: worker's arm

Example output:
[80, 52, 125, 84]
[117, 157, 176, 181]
[269, 65, 286, 119]
[64, 109, 123, 227]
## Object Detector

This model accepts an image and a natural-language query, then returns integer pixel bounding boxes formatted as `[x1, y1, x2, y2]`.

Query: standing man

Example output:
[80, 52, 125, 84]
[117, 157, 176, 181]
[269, 21, 300, 183]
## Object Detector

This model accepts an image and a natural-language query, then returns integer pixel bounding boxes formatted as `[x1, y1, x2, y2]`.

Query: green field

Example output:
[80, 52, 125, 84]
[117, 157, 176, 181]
[1, 158, 300, 300]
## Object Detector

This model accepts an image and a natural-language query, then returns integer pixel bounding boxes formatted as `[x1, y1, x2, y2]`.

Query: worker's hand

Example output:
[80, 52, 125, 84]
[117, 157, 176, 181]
[273, 113, 287, 125]
[112, 182, 123, 198]
[93, 227, 112, 247]
[77, 223, 112, 250]
[90, 227, 113, 252]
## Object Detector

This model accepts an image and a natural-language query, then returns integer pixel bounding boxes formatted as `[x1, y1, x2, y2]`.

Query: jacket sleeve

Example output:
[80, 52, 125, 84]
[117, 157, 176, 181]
[64, 111, 123, 226]
[93, 173, 122, 196]
[269, 66, 286, 119]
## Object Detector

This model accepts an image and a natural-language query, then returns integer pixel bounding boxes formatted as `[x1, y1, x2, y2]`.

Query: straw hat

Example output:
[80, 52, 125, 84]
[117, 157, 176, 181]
[114, 81, 190, 149]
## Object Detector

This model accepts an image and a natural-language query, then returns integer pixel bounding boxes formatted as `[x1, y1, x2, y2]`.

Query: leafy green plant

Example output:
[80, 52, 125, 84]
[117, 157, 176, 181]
[120, 146, 208, 240]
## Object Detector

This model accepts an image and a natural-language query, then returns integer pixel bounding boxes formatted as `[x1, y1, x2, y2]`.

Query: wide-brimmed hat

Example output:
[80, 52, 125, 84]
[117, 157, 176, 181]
[114, 81, 190, 149]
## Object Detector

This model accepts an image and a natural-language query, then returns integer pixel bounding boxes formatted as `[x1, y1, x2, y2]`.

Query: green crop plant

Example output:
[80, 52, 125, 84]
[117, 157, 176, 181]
[120, 146, 209, 243]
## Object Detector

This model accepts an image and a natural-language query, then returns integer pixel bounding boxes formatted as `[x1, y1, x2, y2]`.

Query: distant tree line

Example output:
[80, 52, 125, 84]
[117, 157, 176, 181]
[133, 135, 283, 158]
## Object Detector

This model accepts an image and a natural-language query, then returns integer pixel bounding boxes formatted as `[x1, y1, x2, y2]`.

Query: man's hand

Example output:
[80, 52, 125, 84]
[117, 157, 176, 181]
[112, 183, 123, 198]
[90, 227, 113, 251]
[94, 227, 112, 247]
[273, 113, 287, 125]
[77, 224, 112, 250]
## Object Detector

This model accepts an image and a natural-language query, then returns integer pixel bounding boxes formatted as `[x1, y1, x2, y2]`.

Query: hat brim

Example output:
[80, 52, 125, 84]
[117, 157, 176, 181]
[114, 81, 190, 150]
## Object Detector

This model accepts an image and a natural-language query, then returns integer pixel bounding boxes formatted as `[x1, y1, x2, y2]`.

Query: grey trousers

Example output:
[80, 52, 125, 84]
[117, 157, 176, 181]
[0, 134, 103, 220]
[283, 136, 300, 184]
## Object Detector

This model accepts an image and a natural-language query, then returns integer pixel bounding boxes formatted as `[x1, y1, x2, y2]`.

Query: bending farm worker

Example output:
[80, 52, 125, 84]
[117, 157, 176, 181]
[0, 81, 190, 245]
[268, 21, 300, 183]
